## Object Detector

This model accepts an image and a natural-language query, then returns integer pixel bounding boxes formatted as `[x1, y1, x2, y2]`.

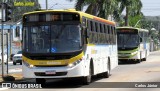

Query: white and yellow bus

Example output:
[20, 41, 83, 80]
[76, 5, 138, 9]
[22, 9, 118, 85]
[117, 27, 150, 63]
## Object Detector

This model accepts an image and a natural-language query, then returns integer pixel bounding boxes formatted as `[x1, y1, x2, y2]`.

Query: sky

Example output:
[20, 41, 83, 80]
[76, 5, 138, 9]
[38, 0, 160, 16]
[141, 0, 160, 16]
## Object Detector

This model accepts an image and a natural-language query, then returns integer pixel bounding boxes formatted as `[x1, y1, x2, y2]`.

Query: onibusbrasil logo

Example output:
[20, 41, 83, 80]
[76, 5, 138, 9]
[2, 83, 42, 89]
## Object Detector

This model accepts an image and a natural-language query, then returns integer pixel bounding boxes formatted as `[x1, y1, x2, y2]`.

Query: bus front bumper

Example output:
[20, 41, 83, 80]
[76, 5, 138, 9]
[22, 62, 87, 78]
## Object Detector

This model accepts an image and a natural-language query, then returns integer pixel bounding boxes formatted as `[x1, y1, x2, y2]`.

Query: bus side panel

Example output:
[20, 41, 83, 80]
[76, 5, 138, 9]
[110, 45, 118, 70]
[139, 43, 150, 59]
[84, 44, 118, 75]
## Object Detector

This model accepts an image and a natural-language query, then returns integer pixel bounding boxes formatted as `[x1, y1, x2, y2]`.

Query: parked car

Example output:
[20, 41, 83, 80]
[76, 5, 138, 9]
[13, 51, 22, 65]
[0, 53, 7, 64]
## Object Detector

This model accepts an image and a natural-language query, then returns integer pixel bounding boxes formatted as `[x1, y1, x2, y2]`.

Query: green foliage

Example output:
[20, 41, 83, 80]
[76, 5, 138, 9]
[117, 0, 143, 26]
[129, 14, 143, 27]
[141, 17, 160, 45]
[68, 0, 120, 20]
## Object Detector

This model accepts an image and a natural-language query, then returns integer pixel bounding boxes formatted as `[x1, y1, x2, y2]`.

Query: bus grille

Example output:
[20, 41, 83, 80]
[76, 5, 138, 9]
[34, 72, 67, 76]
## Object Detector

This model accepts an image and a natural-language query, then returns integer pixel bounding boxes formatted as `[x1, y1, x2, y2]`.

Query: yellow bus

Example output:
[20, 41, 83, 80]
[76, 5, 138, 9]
[22, 9, 118, 85]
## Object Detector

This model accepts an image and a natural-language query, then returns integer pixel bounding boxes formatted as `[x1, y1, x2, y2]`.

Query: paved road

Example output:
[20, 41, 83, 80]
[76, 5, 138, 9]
[1, 51, 160, 91]
[0, 62, 22, 75]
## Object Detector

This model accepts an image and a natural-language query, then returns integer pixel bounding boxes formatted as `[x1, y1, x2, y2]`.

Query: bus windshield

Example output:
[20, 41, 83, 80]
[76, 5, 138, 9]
[23, 24, 82, 53]
[117, 34, 139, 48]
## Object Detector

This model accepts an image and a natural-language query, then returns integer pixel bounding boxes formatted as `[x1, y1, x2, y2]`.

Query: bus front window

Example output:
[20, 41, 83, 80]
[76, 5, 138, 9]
[118, 34, 139, 48]
[23, 25, 81, 53]
[30, 26, 50, 53]
[51, 25, 81, 53]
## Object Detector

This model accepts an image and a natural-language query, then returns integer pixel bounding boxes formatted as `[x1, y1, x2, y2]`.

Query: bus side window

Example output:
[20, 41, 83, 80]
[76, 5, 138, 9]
[107, 25, 111, 44]
[103, 24, 106, 44]
[90, 21, 94, 43]
[95, 22, 98, 32]
[97, 23, 101, 43]
[105, 25, 109, 44]
[112, 26, 115, 44]
[92, 21, 97, 43]
[102, 24, 105, 44]
[86, 20, 92, 44]
[89, 21, 92, 32]
[100, 23, 103, 33]
[99, 23, 103, 44]
[110, 26, 113, 44]
[104, 24, 108, 44]
[95, 22, 99, 43]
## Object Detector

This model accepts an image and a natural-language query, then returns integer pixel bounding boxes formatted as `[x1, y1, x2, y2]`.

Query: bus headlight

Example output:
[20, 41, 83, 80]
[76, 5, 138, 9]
[131, 51, 138, 55]
[23, 60, 35, 68]
[68, 59, 82, 68]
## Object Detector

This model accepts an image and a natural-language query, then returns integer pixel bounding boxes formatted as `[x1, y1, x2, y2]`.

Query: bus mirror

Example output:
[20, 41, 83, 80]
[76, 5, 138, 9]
[140, 38, 142, 42]
[85, 29, 89, 38]
[81, 25, 89, 37]
[82, 26, 86, 30]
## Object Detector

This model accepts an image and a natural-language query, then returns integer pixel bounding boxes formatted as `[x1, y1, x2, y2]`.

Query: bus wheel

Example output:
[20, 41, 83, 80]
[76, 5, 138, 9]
[36, 78, 46, 86]
[137, 59, 141, 63]
[83, 66, 92, 85]
[143, 58, 146, 61]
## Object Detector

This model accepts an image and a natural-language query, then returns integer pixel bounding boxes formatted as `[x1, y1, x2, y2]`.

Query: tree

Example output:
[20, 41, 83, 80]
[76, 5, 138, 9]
[117, 0, 143, 26]
[98, 0, 119, 20]
[67, 0, 119, 20]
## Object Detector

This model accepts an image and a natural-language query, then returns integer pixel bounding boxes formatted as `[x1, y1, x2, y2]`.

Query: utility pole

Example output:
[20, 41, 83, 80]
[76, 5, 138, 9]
[6, 33, 9, 74]
[9, 24, 12, 62]
[46, 0, 48, 10]
[1, 2, 12, 77]
[1, 3, 5, 78]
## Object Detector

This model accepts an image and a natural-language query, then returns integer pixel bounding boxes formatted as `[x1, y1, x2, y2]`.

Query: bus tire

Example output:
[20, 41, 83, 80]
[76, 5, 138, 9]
[137, 59, 141, 63]
[143, 58, 146, 61]
[103, 59, 110, 78]
[83, 66, 92, 85]
[36, 78, 46, 86]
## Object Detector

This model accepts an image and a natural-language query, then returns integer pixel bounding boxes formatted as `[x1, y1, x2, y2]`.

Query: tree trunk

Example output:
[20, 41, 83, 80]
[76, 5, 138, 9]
[125, 6, 129, 26]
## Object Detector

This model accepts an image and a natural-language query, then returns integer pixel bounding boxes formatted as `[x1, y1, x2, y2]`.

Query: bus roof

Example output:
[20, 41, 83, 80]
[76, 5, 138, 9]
[116, 26, 149, 32]
[23, 9, 115, 26]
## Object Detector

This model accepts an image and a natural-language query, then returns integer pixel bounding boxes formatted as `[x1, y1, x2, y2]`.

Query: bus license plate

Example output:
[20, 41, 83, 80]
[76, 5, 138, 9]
[45, 70, 56, 75]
